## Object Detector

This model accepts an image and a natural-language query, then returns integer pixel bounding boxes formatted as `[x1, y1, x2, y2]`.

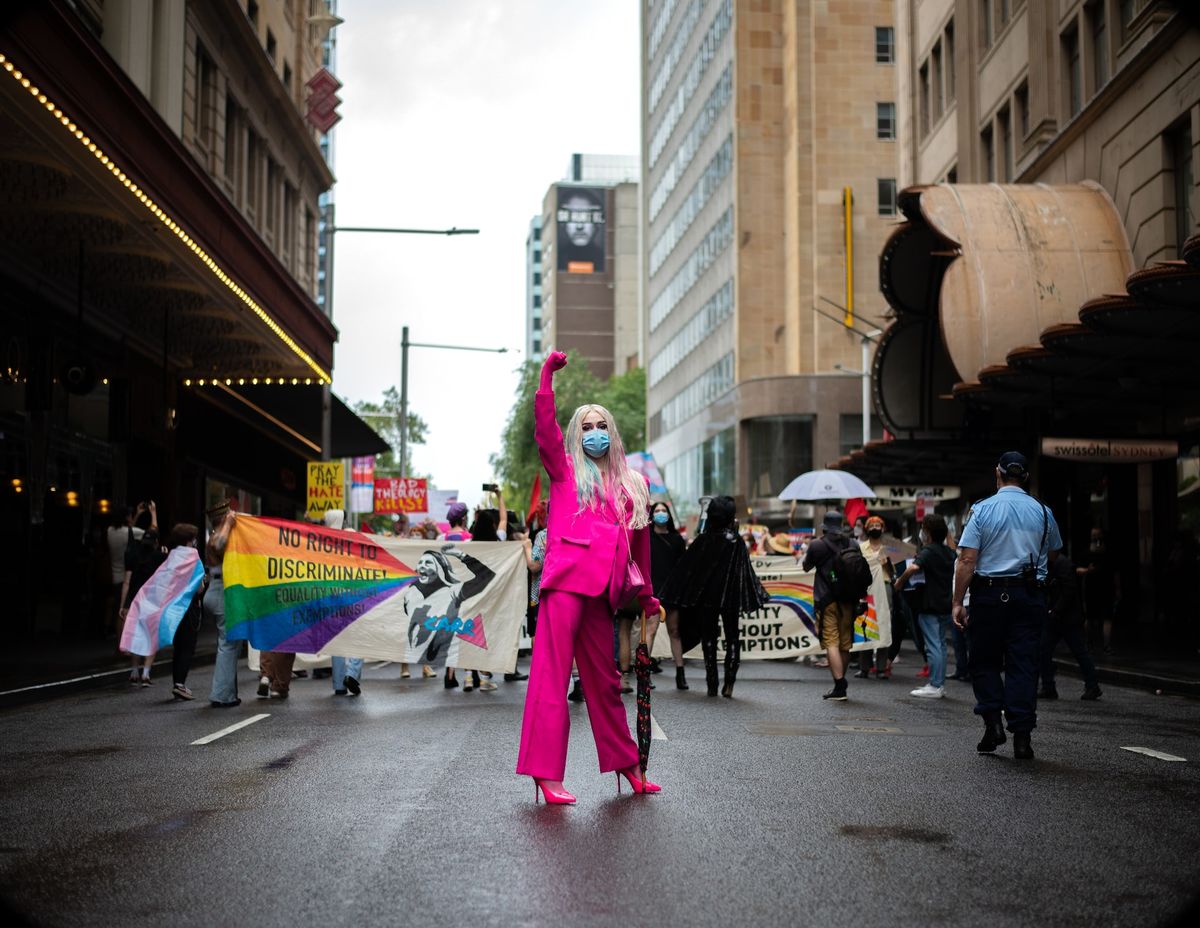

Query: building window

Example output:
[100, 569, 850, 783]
[932, 41, 944, 120]
[1089, 1, 1109, 92]
[266, 158, 279, 239]
[875, 26, 894, 63]
[246, 128, 260, 219]
[1063, 25, 1082, 118]
[282, 61, 292, 94]
[266, 28, 277, 63]
[1170, 120, 1195, 257]
[982, 125, 995, 182]
[283, 184, 296, 267]
[998, 106, 1012, 181]
[247, 0, 258, 27]
[194, 43, 216, 154]
[877, 101, 896, 140]
[877, 178, 898, 216]
[945, 20, 956, 102]
[1120, 0, 1145, 38]
[747, 416, 813, 500]
[918, 64, 930, 136]
[305, 208, 315, 283]
[532, 294, 542, 309]
[980, 0, 993, 50]
[223, 93, 240, 195]
[999, 0, 1011, 27]
[1015, 81, 1029, 139]
[947, 165, 958, 183]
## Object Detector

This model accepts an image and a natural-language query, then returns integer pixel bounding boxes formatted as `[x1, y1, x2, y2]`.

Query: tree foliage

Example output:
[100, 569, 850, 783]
[491, 351, 646, 513]
[352, 386, 428, 476]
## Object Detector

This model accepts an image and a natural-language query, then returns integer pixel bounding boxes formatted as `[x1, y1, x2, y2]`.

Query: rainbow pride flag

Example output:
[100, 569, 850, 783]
[854, 594, 880, 644]
[223, 515, 418, 653]
[120, 546, 206, 657]
[761, 579, 817, 635]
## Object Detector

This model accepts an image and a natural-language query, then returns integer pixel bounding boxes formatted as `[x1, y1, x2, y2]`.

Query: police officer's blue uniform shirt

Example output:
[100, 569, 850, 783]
[958, 486, 1063, 580]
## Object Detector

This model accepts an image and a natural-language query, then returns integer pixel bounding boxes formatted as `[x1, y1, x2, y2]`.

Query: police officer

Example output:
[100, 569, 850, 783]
[953, 452, 1062, 760]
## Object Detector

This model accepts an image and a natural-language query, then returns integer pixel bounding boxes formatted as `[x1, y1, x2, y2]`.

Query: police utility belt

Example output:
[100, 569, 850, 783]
[970, 575, 1045, 591]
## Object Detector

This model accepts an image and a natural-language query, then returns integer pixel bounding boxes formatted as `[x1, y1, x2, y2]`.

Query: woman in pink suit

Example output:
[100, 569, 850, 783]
[516, 351, 663, 804]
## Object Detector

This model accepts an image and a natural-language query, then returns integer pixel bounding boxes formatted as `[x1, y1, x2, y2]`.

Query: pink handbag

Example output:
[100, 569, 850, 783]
[617, 520, 645, 610]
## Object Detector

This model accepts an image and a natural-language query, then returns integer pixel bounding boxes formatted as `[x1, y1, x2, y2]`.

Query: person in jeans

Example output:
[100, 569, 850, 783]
[205, 508, 240, 707]
[1038, 551, 1102, 701]
[323, 510, 365, 697]
[802, 510, 856, 701]
[895, 514, 956, 698]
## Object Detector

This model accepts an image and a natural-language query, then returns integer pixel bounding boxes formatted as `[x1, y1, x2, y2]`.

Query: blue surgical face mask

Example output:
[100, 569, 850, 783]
[652, 511, 669, 526]
[582, 431, 610, 458]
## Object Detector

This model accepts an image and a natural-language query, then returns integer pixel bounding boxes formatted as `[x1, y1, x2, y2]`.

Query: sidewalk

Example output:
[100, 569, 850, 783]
[1051, 643, 1200, 698]
[0, 628, 218, 708]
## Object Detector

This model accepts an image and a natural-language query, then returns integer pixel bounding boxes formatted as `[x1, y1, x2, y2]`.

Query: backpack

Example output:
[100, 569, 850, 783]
[829, 545, 873, 604]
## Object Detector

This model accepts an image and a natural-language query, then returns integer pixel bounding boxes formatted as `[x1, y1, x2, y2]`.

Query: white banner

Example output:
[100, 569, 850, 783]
[651, 554, 893, 660]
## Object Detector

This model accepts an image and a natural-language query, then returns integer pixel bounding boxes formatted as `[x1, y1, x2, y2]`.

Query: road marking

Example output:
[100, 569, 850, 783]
[191, 714, 270, 745]
[1121, 746, 1186, 762]
[650, 713, 667, 741]
[835, 724, 903, 734]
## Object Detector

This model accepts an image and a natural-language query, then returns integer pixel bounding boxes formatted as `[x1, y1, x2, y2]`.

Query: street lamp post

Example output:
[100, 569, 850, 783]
[833, 326, 883, 448]
[397, 326, 508, 475]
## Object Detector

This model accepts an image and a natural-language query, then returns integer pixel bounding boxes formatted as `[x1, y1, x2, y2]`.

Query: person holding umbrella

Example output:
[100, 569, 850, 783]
[515, 351, 662, 804]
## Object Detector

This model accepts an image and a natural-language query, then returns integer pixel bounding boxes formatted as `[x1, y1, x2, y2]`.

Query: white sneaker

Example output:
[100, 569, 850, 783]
[478, 680, 497, 692]
[910, 684, 945, 698]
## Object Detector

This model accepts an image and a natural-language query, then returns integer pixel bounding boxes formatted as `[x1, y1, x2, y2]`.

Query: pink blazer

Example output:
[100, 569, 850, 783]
[534, 386, 660, 616]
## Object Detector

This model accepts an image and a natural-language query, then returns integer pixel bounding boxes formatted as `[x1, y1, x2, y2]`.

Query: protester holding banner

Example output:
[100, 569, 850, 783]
[439, 502, 473, 689]
[323, 510, 366, 697]
[163, 523, 206, 701]
[515, 350, 662, 804]
[205, 508, 241, 707]
[658, 496, 768, 698]
[857, 516, 897, 680]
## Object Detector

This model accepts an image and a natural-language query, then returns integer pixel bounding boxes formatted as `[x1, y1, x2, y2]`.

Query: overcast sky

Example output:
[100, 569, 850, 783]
[330, 0, 640, 511]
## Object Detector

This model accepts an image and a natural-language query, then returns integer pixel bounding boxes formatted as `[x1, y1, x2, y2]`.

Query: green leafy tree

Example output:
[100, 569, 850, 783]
[352, 386, 428, 476]
[491, 352, 646, 513]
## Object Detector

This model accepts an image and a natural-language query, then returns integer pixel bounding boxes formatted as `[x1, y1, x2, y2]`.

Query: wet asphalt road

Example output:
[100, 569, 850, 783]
[1, 656, 1198, 928]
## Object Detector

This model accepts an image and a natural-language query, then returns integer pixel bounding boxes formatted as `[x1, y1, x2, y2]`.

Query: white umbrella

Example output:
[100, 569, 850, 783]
[777, 469, 876, 501]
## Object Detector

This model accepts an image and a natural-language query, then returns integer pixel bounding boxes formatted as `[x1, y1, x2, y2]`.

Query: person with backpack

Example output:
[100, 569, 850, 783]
[803, 509, 872, 701]
[894, 514, 957, 698]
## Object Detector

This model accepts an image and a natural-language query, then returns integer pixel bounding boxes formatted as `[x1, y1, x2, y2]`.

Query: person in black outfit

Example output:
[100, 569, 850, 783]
[1038, 552, 1102, 700]
[647, 501, 688, 689]
[164, 523, 205, 701]
[658, 496, 769, 697]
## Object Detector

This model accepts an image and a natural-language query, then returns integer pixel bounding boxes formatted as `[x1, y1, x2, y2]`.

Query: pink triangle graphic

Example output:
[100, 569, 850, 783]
[456, 614, 487, 650]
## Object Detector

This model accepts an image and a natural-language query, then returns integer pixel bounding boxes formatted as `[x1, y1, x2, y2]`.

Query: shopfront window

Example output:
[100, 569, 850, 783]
[661, 427, 735, 521]
[747, 416, 813, 499]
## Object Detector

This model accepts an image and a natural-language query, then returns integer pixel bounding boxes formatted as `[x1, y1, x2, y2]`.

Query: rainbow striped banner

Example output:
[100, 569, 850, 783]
[120, 546, 206, 657]
[222, 514, 526, 672]
[651, 555, 891, 661]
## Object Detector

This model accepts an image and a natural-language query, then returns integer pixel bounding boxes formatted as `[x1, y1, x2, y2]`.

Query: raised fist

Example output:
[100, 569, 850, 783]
[547, 351, 568, 371]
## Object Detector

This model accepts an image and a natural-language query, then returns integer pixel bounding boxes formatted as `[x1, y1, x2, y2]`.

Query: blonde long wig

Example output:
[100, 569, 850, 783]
[564, 403, 650, 528]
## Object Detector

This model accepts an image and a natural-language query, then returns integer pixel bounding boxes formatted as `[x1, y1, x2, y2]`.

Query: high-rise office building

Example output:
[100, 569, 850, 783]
[534, 154, 641, 379]
[641, 0, 898, 519]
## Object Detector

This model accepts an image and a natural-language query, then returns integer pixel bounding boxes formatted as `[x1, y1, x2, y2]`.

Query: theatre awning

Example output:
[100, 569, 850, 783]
[841, 184, 1200, 482]
[193, 383, 390, 460]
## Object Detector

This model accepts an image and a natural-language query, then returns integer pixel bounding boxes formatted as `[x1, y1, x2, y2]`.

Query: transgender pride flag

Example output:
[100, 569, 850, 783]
[119, 546, 206, 657]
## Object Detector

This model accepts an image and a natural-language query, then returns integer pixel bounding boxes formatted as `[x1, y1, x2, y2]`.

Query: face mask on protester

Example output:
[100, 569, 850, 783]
[853, 525, 864, 539]
[867, 529, 882, 539]
[652, 511, 669, 526]
[582, 431, 610, 458]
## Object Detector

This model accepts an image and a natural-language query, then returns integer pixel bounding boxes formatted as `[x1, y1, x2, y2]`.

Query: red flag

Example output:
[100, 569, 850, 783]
[527, 473, 542, 520]
[844, 497, 868, 527]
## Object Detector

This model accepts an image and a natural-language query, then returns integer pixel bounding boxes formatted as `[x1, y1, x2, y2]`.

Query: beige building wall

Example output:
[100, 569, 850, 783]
[613, 182, 642, 372]
[643, 0, 898, 519]
[900, 0, 1199, 266]
[100, 0, 333, 300]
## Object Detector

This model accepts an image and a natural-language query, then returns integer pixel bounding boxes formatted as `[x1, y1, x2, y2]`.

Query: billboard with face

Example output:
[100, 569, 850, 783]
[556, 186, 606, 274]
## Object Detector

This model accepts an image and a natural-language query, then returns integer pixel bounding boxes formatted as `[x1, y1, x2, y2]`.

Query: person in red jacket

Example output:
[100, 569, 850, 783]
[515, 351, 662, 804]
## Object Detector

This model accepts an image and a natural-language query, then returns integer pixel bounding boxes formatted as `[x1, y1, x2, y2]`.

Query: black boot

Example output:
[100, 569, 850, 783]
[977, 715, 1007, 753]
[1013, 732, 1034, 760]
[721, 640, 740, 698]
[702, 640, 719, 696]
[675, 667, 689, 690]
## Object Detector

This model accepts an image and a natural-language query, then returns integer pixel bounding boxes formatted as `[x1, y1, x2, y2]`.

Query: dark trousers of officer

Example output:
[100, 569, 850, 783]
[967, 584, 1046, 733]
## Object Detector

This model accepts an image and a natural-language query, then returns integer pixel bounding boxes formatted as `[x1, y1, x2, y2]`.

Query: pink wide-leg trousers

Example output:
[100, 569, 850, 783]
[516, 589, 638, 780]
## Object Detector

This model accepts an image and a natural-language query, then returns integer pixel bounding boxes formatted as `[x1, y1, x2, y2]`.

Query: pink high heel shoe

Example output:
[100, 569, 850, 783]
[616, 767, 662, 795]
[533, 778, 576, 805]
